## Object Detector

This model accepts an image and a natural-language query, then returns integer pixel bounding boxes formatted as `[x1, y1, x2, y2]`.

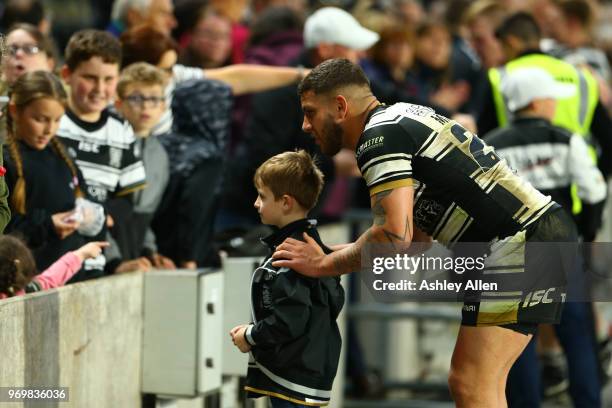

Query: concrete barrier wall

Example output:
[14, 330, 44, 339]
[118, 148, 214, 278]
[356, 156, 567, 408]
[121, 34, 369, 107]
[0, 223, 351, 408]
[0, 273, 144, 408]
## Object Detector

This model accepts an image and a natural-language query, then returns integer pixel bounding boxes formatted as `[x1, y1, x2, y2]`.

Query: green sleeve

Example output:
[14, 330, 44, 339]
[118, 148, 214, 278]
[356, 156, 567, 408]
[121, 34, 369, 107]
[0, 145, 11, 233]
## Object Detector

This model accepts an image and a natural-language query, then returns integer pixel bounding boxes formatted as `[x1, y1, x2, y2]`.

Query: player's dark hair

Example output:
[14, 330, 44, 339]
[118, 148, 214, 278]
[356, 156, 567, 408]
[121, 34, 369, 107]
[298, 58, 370, 97]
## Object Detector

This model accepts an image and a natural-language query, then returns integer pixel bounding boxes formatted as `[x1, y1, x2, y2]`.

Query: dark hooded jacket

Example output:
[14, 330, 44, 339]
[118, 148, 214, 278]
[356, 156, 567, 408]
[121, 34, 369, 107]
[244, 218, 344, 406]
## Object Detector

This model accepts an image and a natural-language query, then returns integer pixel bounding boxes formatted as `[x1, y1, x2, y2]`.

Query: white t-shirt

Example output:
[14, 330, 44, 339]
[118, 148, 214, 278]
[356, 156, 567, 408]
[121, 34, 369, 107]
[152, 64, 205, 136]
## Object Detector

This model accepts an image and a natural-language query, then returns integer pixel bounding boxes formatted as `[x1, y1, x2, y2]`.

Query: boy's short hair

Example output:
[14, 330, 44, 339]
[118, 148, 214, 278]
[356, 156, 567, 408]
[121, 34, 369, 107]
[117, 62, 168, 98]
[64, 29, 122, 71]
[254, 150, 324, 211]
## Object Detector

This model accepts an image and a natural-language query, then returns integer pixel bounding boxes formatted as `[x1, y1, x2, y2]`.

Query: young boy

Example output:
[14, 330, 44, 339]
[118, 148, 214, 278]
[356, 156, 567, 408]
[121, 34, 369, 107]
[114, 62, 174, 269]
[56, 29, 148, 275]
[230, 150, 345, 407]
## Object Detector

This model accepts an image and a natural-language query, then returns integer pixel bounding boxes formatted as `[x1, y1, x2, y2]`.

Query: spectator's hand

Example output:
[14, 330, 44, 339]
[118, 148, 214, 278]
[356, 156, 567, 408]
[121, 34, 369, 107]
[151, 253, 176, 269]
[230, 324, 252, 353]
[431, 81, 470, 112]
[115, 257, 152, 273]
[451, 113, 477, 134]
[181, 261, 197, 270]
[52, 210, 80, 239]
[106, 214, 114, 228]
[74, 241, 109, 261]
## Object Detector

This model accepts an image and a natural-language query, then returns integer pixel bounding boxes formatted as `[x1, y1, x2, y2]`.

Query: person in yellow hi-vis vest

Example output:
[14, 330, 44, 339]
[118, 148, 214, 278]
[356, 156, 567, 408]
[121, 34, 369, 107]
[477, 12, 612, 181]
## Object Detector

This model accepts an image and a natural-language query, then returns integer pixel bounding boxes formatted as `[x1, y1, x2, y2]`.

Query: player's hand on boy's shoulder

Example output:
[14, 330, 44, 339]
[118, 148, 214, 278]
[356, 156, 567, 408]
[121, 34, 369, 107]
[272, 232, 328, 277]
[230, 324, 252, 353]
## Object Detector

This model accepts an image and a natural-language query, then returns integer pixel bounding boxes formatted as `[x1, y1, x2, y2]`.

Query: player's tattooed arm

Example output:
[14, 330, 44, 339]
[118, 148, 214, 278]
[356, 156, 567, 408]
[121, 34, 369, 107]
[372, 189, 391, 226]
[371, 188, 413, 245]
[329, 186, 415, 275]
[272, 185, 414, 278]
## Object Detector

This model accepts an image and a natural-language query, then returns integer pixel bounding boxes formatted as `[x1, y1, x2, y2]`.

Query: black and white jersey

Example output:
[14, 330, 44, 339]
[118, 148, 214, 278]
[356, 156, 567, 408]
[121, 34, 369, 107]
[356, 103, 554, 246]
[57, 109, 146, 203]
[484, 117, 606, 213]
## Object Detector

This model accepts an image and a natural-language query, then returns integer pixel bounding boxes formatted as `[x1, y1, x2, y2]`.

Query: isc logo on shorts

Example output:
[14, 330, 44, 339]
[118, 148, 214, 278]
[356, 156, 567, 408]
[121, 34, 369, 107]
[522, 288, 565, 308]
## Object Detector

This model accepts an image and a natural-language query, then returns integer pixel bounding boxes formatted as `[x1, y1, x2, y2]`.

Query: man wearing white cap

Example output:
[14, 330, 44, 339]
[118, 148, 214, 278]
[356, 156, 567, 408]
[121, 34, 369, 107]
[303, 6, 380, 64]
[484, 67, 606, 408]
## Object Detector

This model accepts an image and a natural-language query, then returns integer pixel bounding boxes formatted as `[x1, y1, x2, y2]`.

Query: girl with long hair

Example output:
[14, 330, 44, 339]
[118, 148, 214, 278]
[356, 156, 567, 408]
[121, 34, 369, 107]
[4, 70, 106, 281]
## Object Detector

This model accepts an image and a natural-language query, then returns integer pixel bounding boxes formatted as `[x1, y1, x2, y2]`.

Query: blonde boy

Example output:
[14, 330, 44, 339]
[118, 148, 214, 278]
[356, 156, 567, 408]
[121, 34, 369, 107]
[116, 63, 168, 137]
[230, 150, 344, 407]
[114, 63, 174, 268]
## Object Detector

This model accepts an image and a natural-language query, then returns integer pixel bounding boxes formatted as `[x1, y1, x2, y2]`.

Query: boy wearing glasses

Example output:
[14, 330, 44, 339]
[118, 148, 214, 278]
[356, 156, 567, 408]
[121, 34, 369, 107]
[114, 62, 175, 269]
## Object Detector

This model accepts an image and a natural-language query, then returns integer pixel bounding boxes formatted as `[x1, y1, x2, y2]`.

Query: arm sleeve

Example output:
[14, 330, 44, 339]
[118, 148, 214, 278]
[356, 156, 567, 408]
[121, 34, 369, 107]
[173, 64, 205, 84]
[356, 122, 416, 196]
[33, 252, 83, 290]
[249, 272, 312, 347]
[0, 146, 11, 233]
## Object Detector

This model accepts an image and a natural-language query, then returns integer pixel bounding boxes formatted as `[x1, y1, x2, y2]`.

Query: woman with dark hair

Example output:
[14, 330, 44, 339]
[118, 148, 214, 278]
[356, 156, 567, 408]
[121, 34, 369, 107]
[178, 5, 233, 69]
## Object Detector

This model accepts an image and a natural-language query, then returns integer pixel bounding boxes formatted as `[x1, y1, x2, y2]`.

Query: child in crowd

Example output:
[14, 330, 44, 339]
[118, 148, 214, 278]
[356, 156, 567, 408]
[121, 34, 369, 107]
[56, 29, 149, 274]
[0, 24, 56, 146]
[0, 236, 108, 299]
[114, 62, 174, 268]
[230, 150, 345, 407]
[2, 23, 56, 87]
[4, 71, 106, 281]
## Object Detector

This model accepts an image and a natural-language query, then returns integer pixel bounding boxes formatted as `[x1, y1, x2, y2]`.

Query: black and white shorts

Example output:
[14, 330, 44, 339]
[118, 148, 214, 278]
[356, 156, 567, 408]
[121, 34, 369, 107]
[461, 207, 578, 334]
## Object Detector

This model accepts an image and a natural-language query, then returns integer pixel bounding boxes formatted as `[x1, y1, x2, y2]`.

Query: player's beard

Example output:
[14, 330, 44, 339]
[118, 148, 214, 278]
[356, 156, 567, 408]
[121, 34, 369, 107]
[319, 116, 343, 156]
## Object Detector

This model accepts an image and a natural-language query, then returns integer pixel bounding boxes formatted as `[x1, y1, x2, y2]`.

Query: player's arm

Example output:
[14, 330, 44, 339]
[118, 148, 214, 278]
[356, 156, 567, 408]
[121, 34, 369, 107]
[330, 185, 414, 275]
[273, 185, 414, 277]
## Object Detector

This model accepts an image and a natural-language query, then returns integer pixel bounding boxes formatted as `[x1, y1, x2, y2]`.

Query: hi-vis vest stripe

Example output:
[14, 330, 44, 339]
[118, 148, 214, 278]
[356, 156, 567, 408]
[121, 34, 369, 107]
[489, 54, 600, 214]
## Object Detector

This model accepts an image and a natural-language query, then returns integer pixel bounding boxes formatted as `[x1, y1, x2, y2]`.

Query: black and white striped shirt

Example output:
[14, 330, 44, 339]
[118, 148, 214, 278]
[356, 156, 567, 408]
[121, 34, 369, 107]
[356, 103, 554, 246]
[57, 109, 146, 204]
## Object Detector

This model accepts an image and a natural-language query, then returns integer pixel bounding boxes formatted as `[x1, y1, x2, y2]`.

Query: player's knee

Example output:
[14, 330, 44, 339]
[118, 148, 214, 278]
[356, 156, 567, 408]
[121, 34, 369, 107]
[448, 368, 472, 401]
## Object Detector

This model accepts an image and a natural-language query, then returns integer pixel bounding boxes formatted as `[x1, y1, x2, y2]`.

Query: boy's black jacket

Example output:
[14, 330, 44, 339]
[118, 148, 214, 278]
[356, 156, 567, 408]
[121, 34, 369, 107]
[245, 218, 345, 405]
